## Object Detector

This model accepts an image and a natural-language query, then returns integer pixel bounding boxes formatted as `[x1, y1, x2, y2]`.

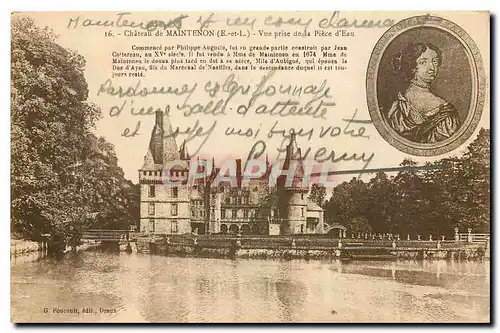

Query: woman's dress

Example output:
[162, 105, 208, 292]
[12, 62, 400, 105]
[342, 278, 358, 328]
[387, 92, 460, 143]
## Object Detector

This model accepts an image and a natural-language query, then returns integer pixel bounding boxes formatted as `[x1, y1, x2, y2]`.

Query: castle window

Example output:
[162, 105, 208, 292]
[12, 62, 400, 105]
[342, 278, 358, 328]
[225, 197, 230, 204]
[149, 219, 155, 233]
[148, 203, 155, 216]
[243, 210, 248, 219]
[171, 204, 178, 216]
[237, 197, 241, 204]
[149, 171, 152, 176]
[172, 187, 178, 198]
[143, 171, 147, 176]
[221, 208, 226, 219]
[172, 222, 178, 233]
[232, 209, 237, 219]
[149, 185, 155, 197]
[301, 208, 304, 217]
[300, 224, 304, 233]
[191, 208, 195, 217]
[301, 193, 304, 200]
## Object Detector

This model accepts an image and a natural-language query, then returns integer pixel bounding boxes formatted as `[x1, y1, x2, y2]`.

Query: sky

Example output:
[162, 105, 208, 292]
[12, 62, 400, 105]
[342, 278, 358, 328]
[19, 11, 490, 190]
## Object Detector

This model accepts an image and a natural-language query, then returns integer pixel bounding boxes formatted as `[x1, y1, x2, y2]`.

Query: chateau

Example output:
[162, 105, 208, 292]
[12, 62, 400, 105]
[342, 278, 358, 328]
[139, 111, 325, 236]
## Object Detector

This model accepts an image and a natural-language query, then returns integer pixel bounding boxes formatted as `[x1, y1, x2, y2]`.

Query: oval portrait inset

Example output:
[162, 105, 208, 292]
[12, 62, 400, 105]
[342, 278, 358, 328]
[366, 15, 486, 156]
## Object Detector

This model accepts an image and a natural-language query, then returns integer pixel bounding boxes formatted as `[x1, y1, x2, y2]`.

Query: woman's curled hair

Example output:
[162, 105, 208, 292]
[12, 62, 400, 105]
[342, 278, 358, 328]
[392, 42, 442, 83]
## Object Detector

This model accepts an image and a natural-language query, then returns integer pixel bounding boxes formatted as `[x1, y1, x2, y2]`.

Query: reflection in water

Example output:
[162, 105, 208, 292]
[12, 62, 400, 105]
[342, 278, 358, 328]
[11, 252, 490, 323]
[275, 263, 307, 322]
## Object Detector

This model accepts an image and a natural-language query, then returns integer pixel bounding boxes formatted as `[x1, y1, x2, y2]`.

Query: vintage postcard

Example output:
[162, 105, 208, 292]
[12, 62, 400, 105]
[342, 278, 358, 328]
[10, 11, 490, 323]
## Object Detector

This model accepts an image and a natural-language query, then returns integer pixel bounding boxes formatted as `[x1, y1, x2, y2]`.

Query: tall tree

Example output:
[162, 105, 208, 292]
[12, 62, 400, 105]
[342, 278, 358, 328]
[11, 17, 98, 241]
[461, 129, 490, 232]
[391, 159, 426, 235]
[11, 17, 138, 250]
[324, 177, 371, 233]
[366, 172, 398, 233]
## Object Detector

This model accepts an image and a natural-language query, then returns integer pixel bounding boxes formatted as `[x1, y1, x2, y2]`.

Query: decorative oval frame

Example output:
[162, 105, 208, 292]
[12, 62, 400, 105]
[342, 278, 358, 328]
[366, 15, 486, 156]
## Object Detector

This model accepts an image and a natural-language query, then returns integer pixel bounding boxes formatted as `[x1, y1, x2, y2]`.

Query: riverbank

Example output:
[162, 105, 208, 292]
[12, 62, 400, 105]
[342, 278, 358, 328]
[10, 238, 103, 263]
[134, 234, 489, 261]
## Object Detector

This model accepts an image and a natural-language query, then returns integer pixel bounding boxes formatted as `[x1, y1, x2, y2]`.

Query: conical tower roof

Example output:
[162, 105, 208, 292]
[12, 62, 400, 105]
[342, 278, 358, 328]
[142, 149, 155, 169]
[162, 113, 179, 163]
[179, 139, 190, 160]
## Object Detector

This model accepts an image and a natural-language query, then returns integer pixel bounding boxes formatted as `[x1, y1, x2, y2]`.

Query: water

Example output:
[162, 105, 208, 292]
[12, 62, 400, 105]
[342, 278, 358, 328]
[11, 251, 490, 323]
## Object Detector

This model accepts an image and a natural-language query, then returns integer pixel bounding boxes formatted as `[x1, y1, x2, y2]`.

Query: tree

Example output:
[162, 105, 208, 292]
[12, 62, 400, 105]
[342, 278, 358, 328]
[12, 17, 97, 242]
[308, 183, 326, 208]
[420, 157, 463, 237]
[324, 177, 369, 230]
[366, 172, 398, 233]
[391, 159, 427, 235]
[11, 17, 138, 251]
[345, 216, 372, 235]
[460, 129, 490, 232]
[322, 130, 490, 237]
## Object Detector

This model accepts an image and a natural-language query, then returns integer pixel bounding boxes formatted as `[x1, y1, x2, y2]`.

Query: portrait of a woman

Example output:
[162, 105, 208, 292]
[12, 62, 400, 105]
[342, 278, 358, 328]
[387, 43, 461, 143]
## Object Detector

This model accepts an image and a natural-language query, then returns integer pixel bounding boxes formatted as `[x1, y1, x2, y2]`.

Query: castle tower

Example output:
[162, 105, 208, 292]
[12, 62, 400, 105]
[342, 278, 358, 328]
[138, 111, 191, 235]
[277, 134, 308, 235]
[179, 139, 190, 161]
[162, 113, 179, 163]
[209, 191, 222, 234]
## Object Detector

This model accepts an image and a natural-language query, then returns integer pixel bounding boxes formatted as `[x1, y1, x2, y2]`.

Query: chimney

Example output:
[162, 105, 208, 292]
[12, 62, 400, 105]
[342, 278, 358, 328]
[149, 111, 164, 164]
[236, 159, 242, 188]
[179, 140, 189, 160]
[155, 111, 164, 129]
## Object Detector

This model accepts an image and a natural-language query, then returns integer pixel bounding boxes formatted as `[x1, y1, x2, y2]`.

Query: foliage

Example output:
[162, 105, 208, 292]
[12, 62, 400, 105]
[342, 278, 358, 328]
[324, 129, 490, 237]
[346, 216, 372, 235]
[11, 17, 138, 251]
[308, 183, 326, 208]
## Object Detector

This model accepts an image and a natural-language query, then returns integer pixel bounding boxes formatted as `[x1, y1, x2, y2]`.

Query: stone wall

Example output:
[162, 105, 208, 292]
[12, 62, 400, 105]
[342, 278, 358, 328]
[140, 183, 191, 235]
[134, 236, 488, 261]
